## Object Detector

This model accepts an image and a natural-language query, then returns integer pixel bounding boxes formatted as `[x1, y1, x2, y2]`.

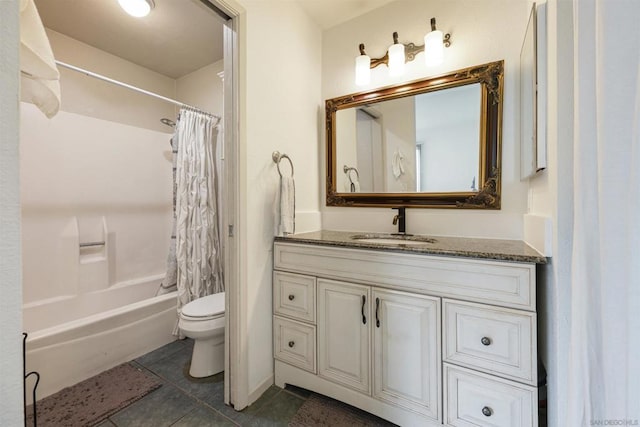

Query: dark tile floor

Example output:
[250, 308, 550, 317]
[96, 339, 394, 426]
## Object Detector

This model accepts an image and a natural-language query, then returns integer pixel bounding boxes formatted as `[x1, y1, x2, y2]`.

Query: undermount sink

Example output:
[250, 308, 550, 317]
[350, 234, 437, 246]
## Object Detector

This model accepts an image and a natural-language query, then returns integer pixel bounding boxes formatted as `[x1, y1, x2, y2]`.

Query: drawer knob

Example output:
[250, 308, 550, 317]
[288, 294, 295, 301]
[288, 341, 295, 348]
[481, 336, 492, 346]
[482, 406, 493, 417]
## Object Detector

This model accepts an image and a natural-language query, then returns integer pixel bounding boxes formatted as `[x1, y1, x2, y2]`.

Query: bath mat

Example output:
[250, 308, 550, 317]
[288, 394, 396, 427]
[25, 363, 162, 427]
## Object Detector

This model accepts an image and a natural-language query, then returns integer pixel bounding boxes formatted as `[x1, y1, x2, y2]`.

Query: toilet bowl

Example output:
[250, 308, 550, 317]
[178, 292, 225, 378]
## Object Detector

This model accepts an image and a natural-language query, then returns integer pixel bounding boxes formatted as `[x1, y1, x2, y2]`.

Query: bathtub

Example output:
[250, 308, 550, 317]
[24, 275, 178, 403]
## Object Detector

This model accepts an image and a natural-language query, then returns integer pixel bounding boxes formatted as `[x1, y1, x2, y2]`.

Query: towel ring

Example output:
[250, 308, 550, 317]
[343, 165, 359, 183]
[272, 151, 294, 177]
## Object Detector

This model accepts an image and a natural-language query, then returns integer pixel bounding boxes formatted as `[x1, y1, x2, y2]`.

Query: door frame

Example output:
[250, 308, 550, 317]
[204, 0, 247, 410]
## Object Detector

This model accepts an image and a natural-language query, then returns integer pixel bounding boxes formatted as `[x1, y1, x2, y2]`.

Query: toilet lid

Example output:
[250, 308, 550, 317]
[182, 292, 225, 318]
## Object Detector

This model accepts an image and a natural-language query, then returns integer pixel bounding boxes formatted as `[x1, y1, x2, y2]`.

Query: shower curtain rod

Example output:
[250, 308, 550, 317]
[55, 60, 220, 120]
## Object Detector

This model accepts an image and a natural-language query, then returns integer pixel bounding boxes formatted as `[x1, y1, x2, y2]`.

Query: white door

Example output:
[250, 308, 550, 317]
[373, 289, 441, 420]
[317, 279, 370, 394]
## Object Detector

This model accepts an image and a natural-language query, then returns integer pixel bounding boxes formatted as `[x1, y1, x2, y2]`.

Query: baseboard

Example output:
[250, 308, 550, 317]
[248, 373, 274, 406]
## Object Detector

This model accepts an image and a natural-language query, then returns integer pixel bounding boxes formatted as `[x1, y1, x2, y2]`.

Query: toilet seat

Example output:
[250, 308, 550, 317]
[180, 292, 225, 320]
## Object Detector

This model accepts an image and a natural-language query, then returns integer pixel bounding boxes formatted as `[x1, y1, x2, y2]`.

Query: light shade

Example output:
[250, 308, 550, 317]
[118, 0, 154, 17]
[355, 54, 371, 86]
[424, 29, 444, 66]
[388, 43, 405, 77]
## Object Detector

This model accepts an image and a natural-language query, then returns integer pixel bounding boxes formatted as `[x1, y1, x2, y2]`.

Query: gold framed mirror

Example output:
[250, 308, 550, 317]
[326, 60, 503, 208]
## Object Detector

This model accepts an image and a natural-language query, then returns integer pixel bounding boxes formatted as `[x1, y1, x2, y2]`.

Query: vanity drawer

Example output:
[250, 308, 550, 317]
[443, 299, 536, 385]
[273, 271, 316, 323]
[444, 364, 537, 427]
[273, 316, 316, 374]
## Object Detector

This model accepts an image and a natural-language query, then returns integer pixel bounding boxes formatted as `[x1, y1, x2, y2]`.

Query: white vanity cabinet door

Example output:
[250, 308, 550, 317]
[372, 289, 441, 421]
[317, 279, 371, 394]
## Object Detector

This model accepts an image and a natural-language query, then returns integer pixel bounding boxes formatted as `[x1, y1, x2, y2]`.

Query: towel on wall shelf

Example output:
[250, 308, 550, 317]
[20, 0, 61, 118]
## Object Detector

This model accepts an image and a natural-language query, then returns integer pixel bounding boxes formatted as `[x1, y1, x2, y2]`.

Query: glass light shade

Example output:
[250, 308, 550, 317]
[388, 43, 405, 77]
[355, 54, 371, 86]
[118, 0, 153, 17]
[424, 30, 444, 66]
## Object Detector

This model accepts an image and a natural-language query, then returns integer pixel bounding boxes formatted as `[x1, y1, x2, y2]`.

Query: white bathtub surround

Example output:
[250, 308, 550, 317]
[175, 109, 224, 324]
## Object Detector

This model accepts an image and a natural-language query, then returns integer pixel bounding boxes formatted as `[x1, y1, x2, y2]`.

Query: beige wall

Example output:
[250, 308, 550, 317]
[321, 0, 532, 239]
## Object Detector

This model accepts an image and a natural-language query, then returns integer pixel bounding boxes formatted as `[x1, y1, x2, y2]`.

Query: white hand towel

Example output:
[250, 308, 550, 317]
[20, 0, 61, 118]
[279, 176, 295, 235]
[392, 149, 406, 179]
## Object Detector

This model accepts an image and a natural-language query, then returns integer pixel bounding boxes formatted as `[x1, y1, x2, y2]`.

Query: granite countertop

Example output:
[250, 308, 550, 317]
[274, 230, 547, 264]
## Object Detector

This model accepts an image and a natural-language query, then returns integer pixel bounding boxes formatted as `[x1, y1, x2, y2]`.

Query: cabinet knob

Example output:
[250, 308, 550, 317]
[481, 336, 492, 346]
[288, 341, 295, 348]
[482, 406, 493, 417]
[288, 294, 295, 301]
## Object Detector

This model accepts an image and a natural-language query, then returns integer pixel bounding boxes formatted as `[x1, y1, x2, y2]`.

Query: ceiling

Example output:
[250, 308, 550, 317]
[295, 0, 396, 30]
[34, 0, 225, 79]
[34, 0, 394, 79]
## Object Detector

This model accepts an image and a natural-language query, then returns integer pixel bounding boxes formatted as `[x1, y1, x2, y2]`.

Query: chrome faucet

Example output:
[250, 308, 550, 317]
[392, 207, 406, 234]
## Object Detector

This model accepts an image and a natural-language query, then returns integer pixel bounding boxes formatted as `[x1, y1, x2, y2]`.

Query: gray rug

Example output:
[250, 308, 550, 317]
[26, 363, 162, 427]
[288, 394, 396, 427]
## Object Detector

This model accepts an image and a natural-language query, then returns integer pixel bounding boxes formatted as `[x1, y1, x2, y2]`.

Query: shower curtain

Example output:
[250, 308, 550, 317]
[561, 0, 640, 424]
[165, 108, 224, 333]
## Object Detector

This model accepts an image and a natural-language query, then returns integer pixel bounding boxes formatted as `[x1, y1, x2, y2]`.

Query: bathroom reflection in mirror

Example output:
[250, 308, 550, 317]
[336, 83, 481, 193]
[326, 60, 504, 208]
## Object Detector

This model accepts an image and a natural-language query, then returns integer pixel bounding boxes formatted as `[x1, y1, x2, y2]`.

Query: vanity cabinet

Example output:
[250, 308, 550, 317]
[315, 279, 441, 419]
[273, 240, 541, 427]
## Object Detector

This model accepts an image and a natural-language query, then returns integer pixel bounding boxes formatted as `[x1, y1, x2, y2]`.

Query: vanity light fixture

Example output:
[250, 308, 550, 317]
[388, 32, 406, 77]
[118, 0, 155, 17]
[355, 17, 451, 86]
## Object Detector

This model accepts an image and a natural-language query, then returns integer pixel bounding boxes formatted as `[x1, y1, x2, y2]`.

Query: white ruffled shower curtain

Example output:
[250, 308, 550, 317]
[564, 0, 640, 424]
[165, 108, 224, 333]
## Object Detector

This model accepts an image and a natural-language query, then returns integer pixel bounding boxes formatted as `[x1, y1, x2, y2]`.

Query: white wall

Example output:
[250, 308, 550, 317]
[336, 108, 358, 192]
[321, 0, 531, 239]
[0, 1, 23, 425]
[176, 60, 224, 117]
[529, 2, 573, 426]
[378, 97, 416, 192]
[44, 29, 176, 133]
[237, 0, 322, 399]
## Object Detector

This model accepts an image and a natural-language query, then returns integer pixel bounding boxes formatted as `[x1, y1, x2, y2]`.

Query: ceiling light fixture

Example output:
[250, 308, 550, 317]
[118, 0, 155, 18]
[355, 17, 452, 86]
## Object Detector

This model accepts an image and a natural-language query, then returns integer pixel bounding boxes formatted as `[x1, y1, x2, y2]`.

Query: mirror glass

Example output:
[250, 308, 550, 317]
[326, 61, 503, 208]
[336, 83, 481, 193]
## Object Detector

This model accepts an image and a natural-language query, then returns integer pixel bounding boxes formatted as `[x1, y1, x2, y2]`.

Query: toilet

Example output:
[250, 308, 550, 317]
[178, 292, 225, 378]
